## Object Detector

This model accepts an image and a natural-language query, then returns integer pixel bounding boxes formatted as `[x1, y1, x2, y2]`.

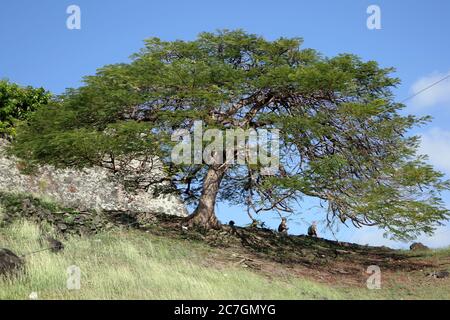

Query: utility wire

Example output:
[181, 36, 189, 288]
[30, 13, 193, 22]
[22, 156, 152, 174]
[21, 247, 55, 258]
[401, 73, 450, 103]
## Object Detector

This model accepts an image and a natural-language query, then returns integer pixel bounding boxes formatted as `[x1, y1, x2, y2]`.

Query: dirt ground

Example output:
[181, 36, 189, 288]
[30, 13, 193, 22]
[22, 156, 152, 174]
[132, 212, 450, 289]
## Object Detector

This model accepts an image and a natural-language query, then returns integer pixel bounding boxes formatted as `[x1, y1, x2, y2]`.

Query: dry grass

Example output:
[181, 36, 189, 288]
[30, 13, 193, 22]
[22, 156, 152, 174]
[0, 220, 448, 300]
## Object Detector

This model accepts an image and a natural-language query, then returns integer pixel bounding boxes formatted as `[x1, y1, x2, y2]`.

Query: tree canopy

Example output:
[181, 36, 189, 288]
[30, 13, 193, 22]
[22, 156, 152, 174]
[11, 30, 450, 239]
[0, 80, 50, 139]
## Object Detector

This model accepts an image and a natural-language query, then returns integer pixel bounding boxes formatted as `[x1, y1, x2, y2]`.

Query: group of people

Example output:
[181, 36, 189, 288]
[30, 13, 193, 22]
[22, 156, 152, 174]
[278, 218, 318, 237]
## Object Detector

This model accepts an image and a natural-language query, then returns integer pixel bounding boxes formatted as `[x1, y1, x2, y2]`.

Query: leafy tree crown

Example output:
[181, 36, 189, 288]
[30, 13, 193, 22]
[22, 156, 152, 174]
[12, 30, 450, 239]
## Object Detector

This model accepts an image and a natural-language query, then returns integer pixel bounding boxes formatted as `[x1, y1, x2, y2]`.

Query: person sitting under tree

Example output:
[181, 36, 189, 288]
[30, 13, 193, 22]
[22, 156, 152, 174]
[308, 222, 318, 238]
[278, 217, 288, 235]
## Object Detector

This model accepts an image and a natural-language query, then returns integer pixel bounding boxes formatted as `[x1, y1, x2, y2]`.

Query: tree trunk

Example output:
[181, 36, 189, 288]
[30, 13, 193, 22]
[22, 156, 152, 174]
[186, 165, 226, 229]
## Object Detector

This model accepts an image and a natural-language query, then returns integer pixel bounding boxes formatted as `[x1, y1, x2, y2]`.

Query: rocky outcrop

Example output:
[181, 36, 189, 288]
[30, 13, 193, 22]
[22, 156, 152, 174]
[0, 140, 187, 216]
[410, 242, 429, 251]
[0, 193, 163, 236]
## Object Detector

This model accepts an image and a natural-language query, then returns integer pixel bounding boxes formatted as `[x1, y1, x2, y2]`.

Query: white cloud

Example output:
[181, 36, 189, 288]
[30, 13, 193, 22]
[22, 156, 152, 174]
[419, 128, 450, 174]
[409, 71, 450, 109]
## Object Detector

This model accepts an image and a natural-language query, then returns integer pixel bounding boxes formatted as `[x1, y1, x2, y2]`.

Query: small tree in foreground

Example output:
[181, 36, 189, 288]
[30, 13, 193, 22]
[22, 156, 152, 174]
[12, 30, 449, 240]
[0, 80, 50, 139]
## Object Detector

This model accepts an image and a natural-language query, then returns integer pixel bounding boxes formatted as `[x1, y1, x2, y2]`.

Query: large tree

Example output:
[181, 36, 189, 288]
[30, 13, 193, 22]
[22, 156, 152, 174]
[12, 30, 449, 239]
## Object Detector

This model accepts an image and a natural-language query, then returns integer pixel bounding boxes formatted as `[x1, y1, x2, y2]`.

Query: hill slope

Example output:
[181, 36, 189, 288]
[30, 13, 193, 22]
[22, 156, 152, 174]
[0, 193, 449, 300]
[0, 222, 450, 299]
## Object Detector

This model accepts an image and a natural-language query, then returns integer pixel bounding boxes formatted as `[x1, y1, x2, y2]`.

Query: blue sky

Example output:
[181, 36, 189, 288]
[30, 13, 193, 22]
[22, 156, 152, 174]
[1, 0, 449, 248]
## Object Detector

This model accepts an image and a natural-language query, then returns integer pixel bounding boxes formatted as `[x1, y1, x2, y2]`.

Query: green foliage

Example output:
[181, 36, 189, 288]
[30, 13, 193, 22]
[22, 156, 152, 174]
[11, 30, 450, 239]
[0, 80, 50, 139]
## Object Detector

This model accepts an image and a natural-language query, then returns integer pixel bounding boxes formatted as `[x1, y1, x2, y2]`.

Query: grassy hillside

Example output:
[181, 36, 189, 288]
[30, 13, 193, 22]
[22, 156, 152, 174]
[1, 219, 449, 300]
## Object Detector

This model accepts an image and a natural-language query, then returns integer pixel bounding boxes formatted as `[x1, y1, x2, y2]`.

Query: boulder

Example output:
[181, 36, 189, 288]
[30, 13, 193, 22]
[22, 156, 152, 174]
[410, 242, 429, 251]
[427, 271, 449, 279]
[0, 248, 24, 277]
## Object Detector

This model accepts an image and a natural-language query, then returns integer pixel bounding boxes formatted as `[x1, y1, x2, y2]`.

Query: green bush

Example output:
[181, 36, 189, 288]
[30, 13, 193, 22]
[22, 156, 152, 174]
[0, 80, 51, 139]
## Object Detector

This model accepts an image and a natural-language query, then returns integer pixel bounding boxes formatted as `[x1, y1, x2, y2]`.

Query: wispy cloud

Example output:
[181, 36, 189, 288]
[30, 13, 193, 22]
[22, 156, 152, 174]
[419, 128, 450, 174]
[409, 71, 450, 109]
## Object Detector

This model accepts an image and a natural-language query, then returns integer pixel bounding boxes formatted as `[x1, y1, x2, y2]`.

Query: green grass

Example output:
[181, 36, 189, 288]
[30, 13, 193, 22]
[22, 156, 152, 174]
[0, 220, 448, 300]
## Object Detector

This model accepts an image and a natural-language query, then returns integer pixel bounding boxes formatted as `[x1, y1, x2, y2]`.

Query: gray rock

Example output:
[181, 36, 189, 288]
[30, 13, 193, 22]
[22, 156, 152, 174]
[57, 223, 68, 231]
[410, 242, 429, 251]
[0, 248, 24, 277]
[427, 271, 449, 279]
[0, 139, 187, 217]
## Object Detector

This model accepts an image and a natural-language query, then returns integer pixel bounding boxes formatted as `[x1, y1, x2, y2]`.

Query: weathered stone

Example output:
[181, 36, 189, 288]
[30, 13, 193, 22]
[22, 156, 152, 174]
[0, 248, 24, 277]
[410, 242, 429, 251]
[0, 139, 187, 217]
[427, 270, 449, 279]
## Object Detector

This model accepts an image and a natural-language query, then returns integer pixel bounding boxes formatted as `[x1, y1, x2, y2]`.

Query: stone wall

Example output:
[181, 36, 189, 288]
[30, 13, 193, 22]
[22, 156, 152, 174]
[0, 140, 188, 216]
